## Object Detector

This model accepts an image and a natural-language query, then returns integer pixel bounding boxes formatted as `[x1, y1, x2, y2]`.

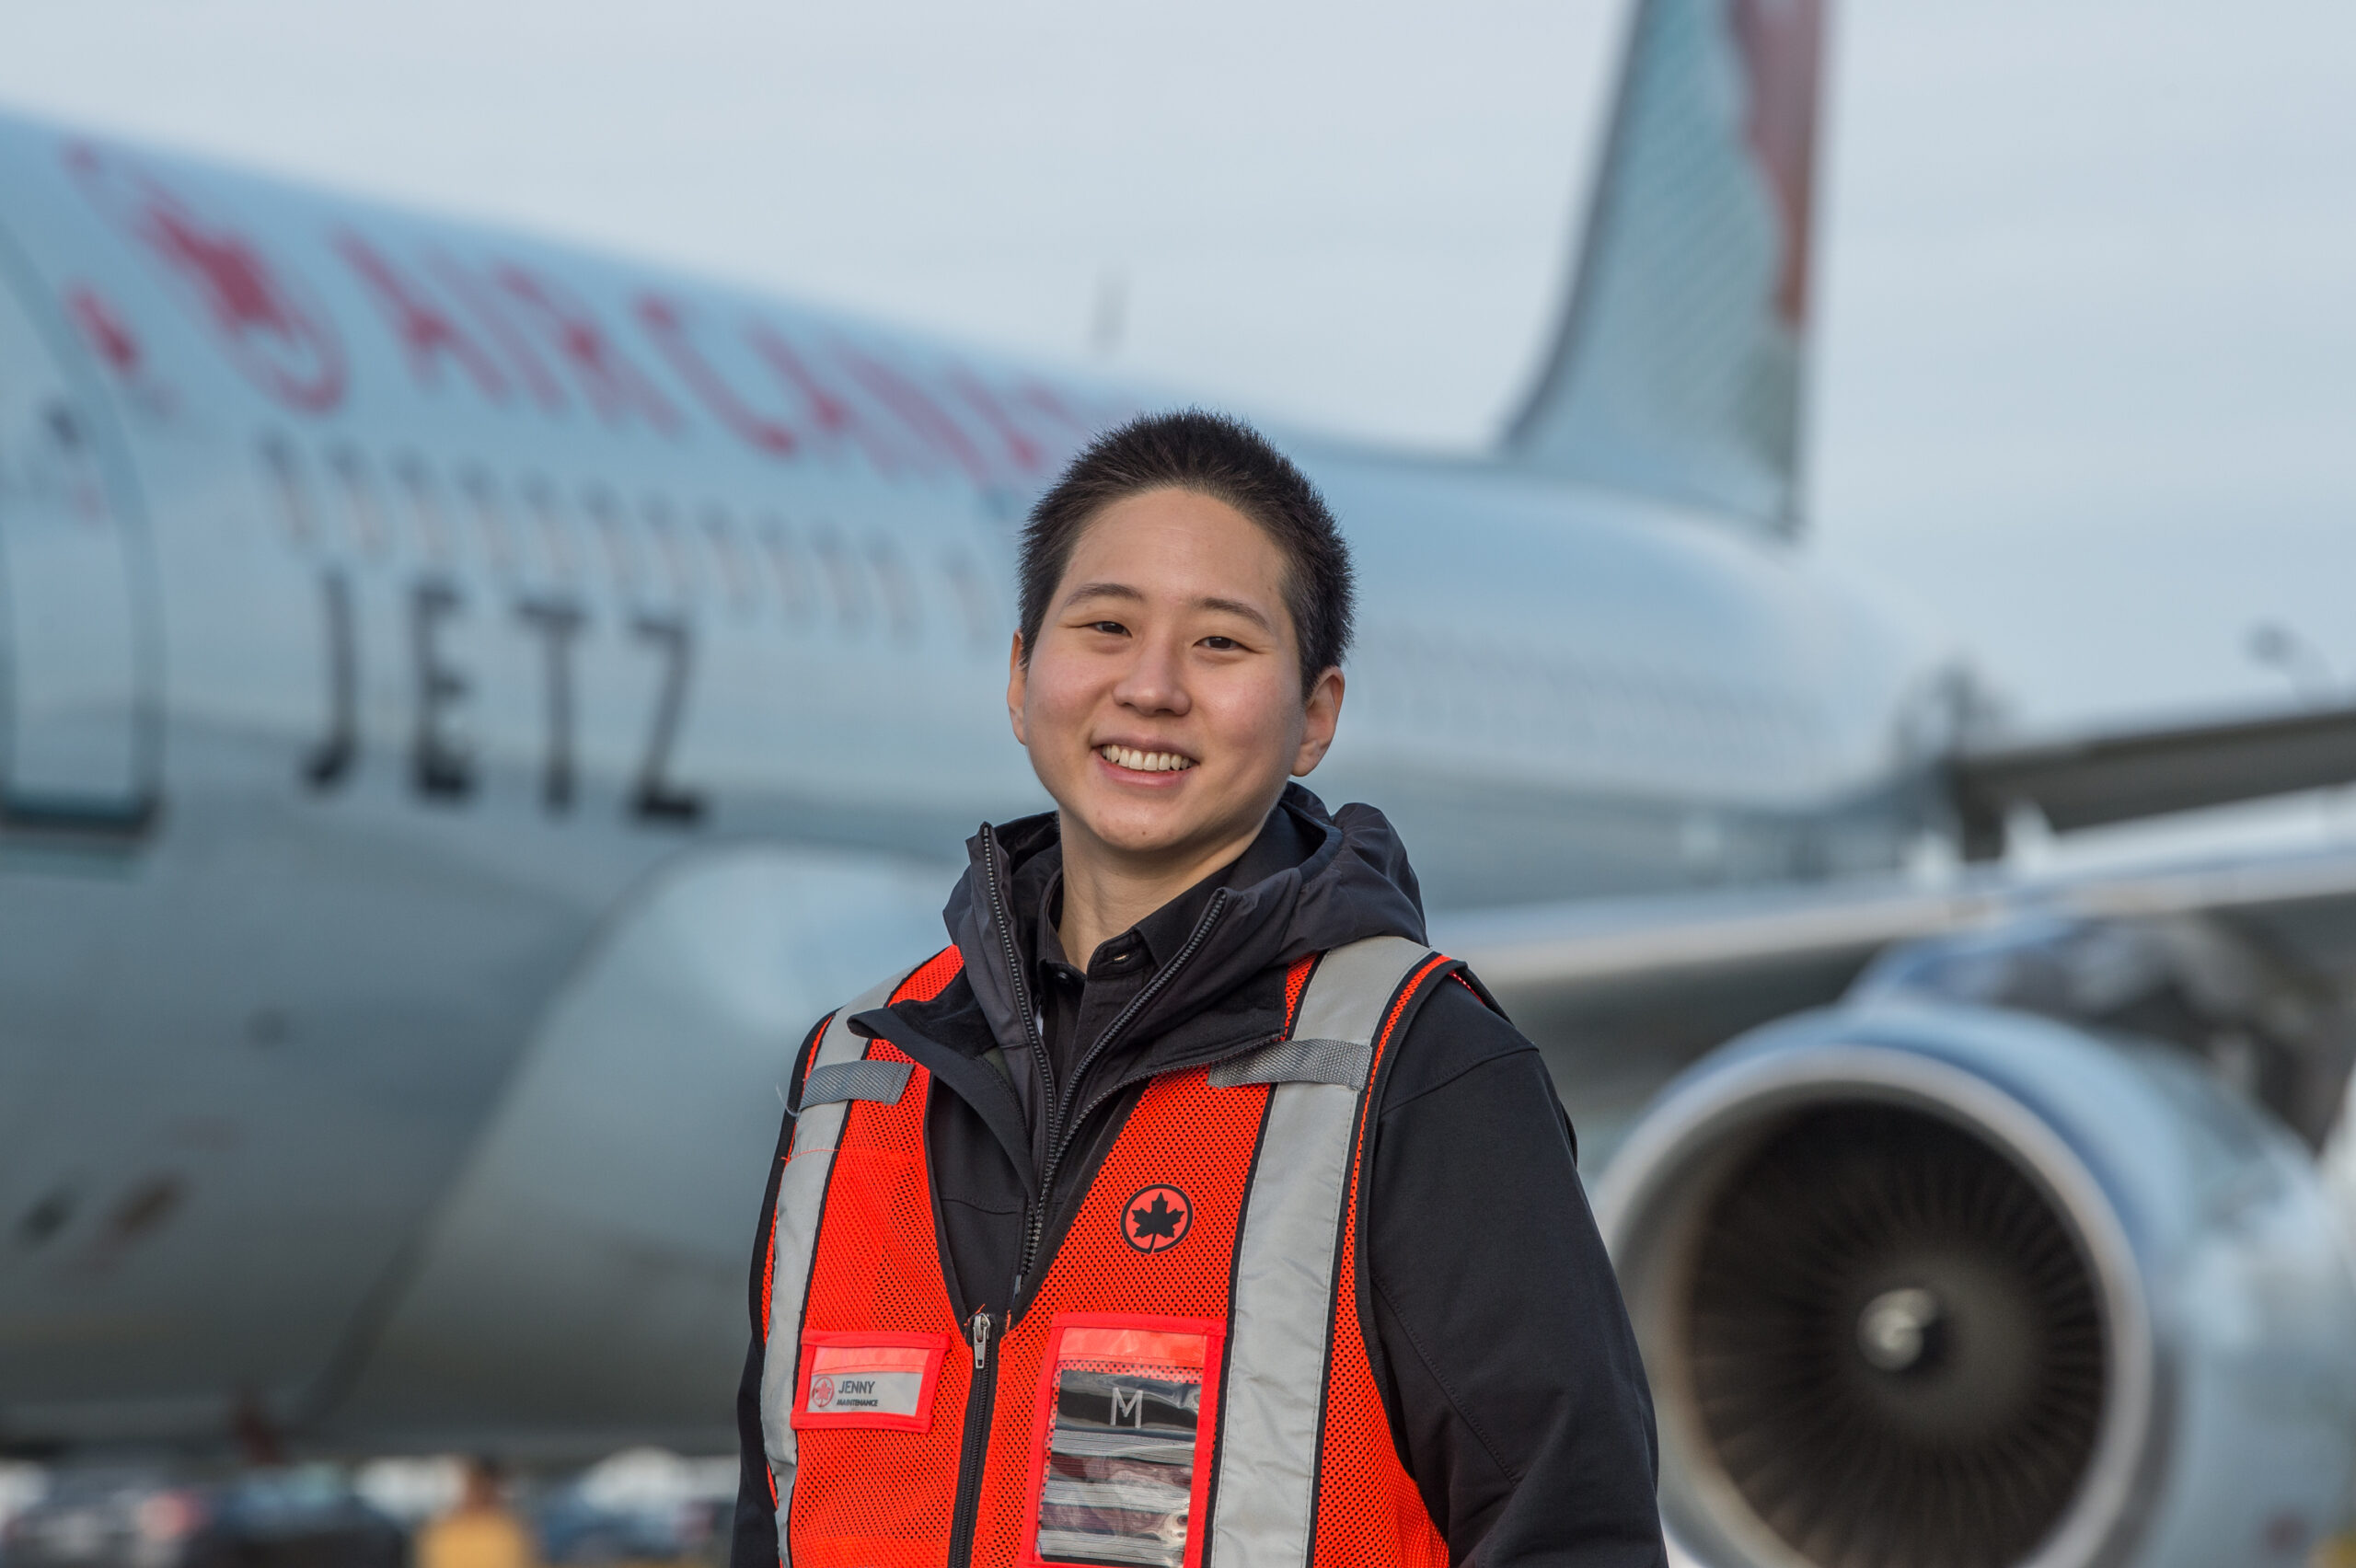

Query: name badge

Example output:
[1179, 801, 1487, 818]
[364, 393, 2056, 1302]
[791, 1331, 950, 1433]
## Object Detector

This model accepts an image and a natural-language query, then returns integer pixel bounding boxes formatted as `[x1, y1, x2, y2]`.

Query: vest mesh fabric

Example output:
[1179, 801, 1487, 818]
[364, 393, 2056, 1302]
[784, 950, 968, 1567]
[1310, 953, 1453, 1567]
[769, 946, 1452, 1568]
[897, 946, 967, 1009]
[971, 1065, 1271, 1568]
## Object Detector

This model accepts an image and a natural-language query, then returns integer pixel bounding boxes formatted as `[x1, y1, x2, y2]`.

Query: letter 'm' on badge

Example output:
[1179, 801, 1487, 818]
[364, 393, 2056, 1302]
[1027, 1315, 1224, 1568]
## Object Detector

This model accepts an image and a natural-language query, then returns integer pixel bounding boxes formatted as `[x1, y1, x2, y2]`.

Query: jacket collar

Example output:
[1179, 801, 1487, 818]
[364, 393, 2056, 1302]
[892, 783, 1427, 1074]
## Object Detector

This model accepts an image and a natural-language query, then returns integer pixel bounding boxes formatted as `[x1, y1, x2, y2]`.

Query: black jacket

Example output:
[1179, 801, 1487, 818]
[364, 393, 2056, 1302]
[732, 786, 1665, 1567]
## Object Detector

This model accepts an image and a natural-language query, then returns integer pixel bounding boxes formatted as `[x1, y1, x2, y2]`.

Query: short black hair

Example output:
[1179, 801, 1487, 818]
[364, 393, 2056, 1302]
[1017, 409, 1355, 689]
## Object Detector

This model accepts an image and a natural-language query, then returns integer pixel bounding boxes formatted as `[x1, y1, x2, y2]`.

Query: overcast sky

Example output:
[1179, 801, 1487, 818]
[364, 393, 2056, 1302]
[3, 0, 2353, 730]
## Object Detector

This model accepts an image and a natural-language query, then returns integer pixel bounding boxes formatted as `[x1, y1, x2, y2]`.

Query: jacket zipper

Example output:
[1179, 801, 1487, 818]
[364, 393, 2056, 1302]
[1014, 887, 1232, 1299]
[947, 858, 1230, 1567]
[945, 828, 1034, 1568]
[944, 1308, 995, 1568]
[978, 823, 1056, 1128]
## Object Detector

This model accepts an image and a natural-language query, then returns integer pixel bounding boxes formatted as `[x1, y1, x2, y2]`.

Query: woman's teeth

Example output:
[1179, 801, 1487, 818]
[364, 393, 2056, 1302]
[1100, 744, 1195, 773]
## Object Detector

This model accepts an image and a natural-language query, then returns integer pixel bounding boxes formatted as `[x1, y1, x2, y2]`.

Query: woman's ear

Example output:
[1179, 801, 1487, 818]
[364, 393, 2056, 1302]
[1006, 631, 1029, 746]
[1291, 666, 1345, 776]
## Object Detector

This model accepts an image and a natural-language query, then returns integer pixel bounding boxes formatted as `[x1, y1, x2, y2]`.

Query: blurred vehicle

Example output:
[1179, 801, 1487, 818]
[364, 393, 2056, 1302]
[531, 1489, 720, 1568]
[8, 0, 2356, 1564]
[2, 1470, 401, 1568]
[531, 1452, 730, 1568]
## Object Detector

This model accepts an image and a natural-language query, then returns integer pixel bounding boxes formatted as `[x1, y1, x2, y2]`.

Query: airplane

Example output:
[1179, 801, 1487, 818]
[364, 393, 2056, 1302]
[6, 0, 2356, 1564]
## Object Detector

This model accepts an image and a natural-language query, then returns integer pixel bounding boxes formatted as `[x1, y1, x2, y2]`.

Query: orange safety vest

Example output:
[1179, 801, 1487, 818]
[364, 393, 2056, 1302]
[757, 935, 1461, 1568]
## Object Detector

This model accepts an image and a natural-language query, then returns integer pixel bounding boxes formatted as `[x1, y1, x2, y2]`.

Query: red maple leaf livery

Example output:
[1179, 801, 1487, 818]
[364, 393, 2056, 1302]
[64, 141, 348, 414]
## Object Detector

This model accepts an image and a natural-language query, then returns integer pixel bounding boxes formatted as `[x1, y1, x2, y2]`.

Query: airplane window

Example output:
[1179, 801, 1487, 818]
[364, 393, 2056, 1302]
[640, 496, 697, 604]
[328, 446, 390, 557]
[522, 476, 582, 585]
[258, 434, 317, 547]
[755, 514, 818, 628]
[583, 485, 641, 596]
[41, 402, 83, 454]
[866, 534, 922, 642]
[941, 550, 996, 650]
[808, 525, 869, 632]
[393, 454, 456, 568]
[457, 465, 519, 575]
[699, 504, 759, 614]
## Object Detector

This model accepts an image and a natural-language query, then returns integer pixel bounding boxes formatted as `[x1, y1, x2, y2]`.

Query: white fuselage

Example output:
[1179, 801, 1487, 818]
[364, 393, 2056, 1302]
[0, 110, 1948, 1450]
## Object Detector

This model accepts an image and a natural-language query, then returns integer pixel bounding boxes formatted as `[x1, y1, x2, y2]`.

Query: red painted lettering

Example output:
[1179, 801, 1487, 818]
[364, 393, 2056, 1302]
[946, 367, 1055, 477]
[335, 234, 510, 402]
[1014, 379, 1105, 438]
[831, 341, 993, 482]
[745, 323, 910, 473]
[493, 266, 682, 432]
[636, 294, 799, 456]
[432, 257, 568, 412]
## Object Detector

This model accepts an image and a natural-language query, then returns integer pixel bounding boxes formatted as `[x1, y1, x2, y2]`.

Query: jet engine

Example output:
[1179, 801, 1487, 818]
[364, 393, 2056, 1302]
[1597, 997, 2356, 1568]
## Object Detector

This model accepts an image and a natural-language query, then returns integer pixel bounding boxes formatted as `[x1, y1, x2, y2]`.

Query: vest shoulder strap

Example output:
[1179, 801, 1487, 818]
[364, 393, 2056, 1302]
[1293, 933, 1437, 1046]
[1207, 933, 1440, 1568]
[758, 955, 932, 1557]
[798, 1057, 915, 1112]
[1209, 935, 1438, 1090]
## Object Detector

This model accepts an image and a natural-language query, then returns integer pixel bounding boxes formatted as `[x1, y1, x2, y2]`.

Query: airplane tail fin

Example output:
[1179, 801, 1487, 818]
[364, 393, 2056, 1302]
[1502, 0, 1828, 536]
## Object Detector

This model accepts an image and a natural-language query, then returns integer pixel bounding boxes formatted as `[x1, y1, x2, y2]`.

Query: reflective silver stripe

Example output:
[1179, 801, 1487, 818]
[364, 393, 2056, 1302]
[1207, 1037, 1371, 1090]
[759, 963, 918, 1563]
[800, 1058, 914, 1109]
[1208, 936, 1435, 1568]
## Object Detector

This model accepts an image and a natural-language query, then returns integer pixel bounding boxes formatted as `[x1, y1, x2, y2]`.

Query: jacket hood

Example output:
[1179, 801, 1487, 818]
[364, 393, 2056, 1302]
[941, 782, 1426, 1063]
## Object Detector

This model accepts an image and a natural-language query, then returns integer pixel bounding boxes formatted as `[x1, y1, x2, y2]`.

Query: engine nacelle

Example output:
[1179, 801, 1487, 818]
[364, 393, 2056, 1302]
[1597, 998, 2356, 1568]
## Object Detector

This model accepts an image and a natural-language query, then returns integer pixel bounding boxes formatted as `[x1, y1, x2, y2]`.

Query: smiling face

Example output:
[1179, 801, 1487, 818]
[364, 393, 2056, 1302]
[1008, 486, 1344, 889]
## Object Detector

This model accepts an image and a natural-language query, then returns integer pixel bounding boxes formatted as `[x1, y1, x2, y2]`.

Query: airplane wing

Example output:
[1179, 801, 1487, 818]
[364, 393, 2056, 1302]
[1950, 699, 2356, 859]
[1440, 834, 2356, 1164]
[1438, 700, 2356, 1157]
[1447, 836, 2356, 1027]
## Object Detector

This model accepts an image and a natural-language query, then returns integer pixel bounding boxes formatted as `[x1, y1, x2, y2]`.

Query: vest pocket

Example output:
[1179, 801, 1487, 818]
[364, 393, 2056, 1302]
[791, 1329, 950, 1433]
[1022, 1314, 1227, 1568]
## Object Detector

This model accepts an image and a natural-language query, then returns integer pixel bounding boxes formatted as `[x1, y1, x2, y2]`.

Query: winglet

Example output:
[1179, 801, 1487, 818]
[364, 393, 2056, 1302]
[1502, 0, 1828, 536]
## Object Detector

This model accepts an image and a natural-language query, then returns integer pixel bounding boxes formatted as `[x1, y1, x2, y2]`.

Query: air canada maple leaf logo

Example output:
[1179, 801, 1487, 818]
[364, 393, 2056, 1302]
[63, 140, 348, 414]
[1123, 1184, 1192, 1254]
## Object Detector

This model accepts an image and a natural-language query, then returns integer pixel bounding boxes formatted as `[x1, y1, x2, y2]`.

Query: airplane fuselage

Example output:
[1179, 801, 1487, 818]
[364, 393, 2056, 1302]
[0, 110, 1953, 1448]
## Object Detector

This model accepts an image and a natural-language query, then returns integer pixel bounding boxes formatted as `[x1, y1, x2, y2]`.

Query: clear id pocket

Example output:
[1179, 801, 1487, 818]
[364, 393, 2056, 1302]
[1021, 1315, 1226, 1568]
